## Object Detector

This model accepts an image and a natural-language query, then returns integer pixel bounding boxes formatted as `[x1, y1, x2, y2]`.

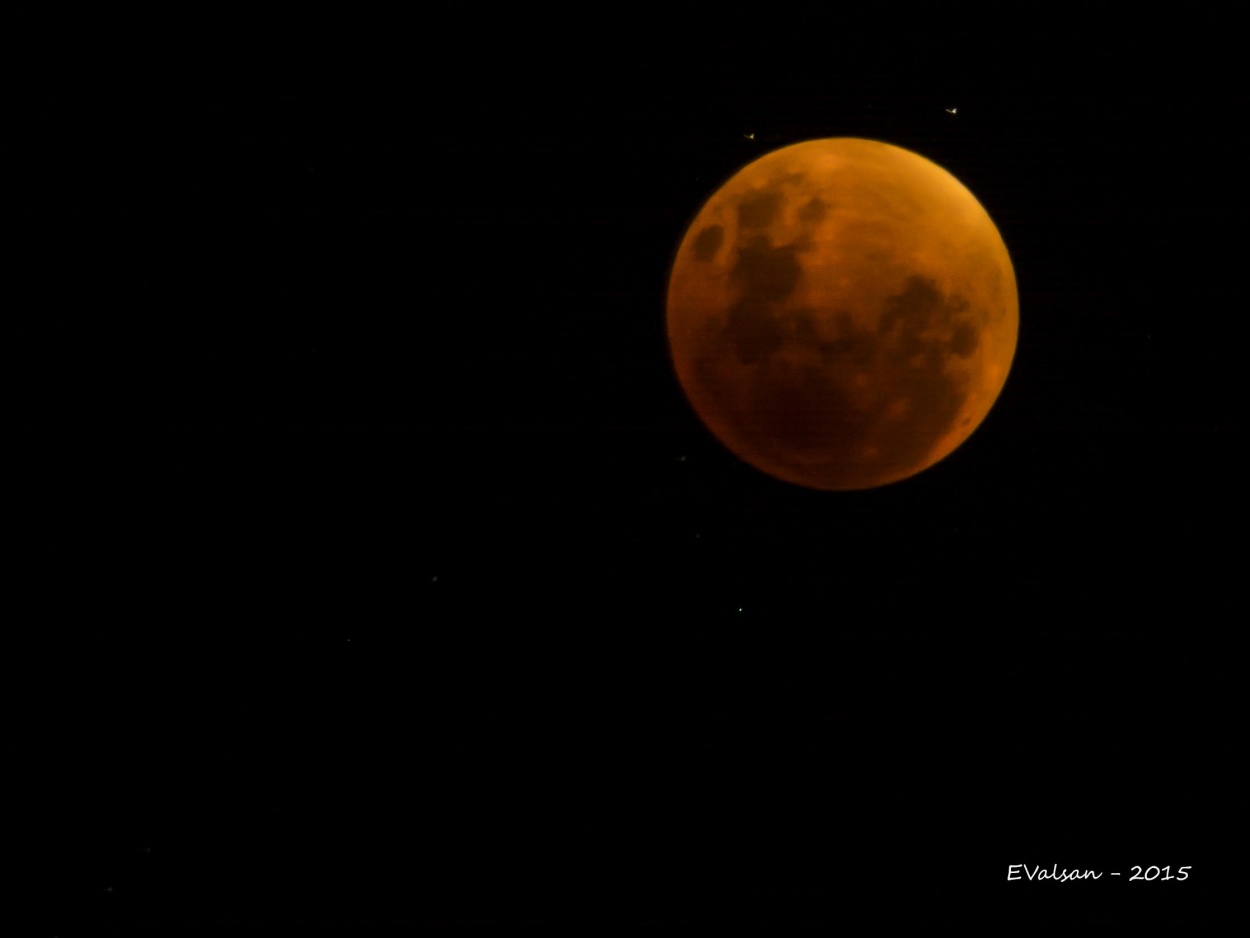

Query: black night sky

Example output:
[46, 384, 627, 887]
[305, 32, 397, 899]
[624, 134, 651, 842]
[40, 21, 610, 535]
[14, 10, 1240, 929]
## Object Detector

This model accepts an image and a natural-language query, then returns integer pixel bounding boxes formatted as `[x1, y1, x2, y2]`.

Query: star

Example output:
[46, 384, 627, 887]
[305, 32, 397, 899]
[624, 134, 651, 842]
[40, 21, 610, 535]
[945, 107, 958, 115]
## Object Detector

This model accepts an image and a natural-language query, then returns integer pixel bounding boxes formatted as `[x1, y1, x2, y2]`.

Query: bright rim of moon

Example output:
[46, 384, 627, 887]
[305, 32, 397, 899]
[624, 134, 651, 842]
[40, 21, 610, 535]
[666, 137, 1019, 491]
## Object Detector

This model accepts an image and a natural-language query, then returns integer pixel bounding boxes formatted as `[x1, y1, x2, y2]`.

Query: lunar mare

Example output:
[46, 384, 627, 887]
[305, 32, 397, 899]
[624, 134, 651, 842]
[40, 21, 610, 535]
[666, 138, 1018, 490]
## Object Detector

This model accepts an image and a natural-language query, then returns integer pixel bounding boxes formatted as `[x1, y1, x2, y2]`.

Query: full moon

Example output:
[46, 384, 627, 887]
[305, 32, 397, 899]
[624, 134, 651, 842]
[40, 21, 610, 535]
[666, 137, 1018, 490]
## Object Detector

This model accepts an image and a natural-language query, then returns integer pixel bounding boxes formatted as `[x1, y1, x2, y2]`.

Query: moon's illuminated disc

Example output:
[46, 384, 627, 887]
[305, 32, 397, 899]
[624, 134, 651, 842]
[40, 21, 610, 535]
[666, 137, 1018, 490]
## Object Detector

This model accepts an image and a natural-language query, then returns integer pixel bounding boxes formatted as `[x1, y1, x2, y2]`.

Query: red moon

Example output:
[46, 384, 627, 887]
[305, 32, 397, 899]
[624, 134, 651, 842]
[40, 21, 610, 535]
[666, 138, 1018, 490]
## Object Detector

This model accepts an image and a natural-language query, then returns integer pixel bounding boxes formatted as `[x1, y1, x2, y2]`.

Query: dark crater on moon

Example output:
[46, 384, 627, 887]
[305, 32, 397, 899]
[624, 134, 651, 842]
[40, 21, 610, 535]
[722, 234, 804, 365]
[692, 225, 724, 262]
[736, 187, 785, 229]
[798, 195, 829, 223]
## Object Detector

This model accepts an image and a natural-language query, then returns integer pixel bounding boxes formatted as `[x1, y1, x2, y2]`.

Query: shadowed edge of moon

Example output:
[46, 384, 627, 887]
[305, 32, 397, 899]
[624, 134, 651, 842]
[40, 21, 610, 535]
[690, 273, 978, 489]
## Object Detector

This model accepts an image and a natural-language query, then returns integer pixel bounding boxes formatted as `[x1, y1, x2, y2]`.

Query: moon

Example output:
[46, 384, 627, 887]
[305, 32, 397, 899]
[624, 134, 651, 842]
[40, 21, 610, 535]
[666, 138, 1018, 490]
